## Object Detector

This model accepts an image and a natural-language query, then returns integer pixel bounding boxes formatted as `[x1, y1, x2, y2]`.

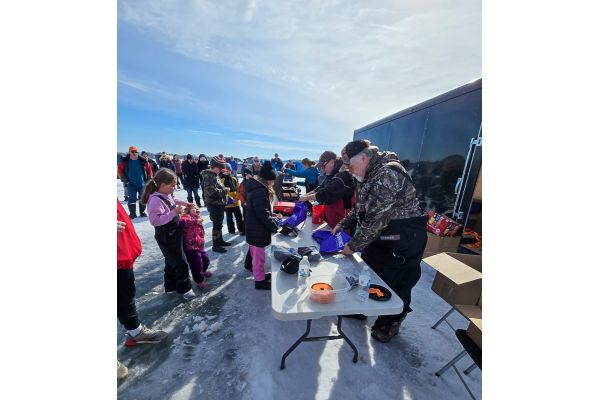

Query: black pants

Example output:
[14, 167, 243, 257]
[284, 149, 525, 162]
[154, 221, 192, 294]
[361, 216, 427, 327]
[117, 269, 140, 330]
[207, 204, 225, 231]
[225, 206, 244, 234]
[199, 175, 206, 203]
[186, 187, 201, 206]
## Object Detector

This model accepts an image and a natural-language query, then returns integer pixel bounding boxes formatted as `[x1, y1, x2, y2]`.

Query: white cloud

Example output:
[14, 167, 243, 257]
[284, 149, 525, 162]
[119, 0, 480, 129]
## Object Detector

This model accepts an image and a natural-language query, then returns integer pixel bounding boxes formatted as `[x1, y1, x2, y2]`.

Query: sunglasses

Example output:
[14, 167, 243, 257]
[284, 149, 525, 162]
[130, 151, 138, 154]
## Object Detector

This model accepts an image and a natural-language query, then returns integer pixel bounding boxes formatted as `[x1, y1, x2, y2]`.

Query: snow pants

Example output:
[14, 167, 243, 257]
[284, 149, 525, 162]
[361, 215, 427, 328]
[207, 204, 225, 231]
[154, 219, 192, 294]
[184, 249, 210, 283]
[225, 206, 244, 234]
[117, 269, 140, 330]
[249, 245, 266, 281]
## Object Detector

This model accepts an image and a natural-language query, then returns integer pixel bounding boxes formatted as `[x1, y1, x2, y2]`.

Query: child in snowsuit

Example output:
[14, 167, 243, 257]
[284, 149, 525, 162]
[180, 204, 212, 289]
[200, 155, 232, 253]
[141, 168, 195, 300]
[244, 161, 280, 290]
[221, 163, 245, 235]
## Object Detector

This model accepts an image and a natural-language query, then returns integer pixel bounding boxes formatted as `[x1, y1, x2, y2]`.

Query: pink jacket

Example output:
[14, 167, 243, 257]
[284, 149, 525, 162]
[147, 192, 187, 227]
[179, 214, 205, 251]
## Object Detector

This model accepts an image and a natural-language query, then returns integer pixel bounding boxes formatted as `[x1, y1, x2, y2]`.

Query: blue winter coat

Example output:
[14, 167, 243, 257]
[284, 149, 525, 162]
[284, 166, 320, 191]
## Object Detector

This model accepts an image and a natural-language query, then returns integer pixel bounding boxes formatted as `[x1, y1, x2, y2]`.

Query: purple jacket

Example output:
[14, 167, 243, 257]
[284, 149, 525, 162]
[147, 192, 187, 227]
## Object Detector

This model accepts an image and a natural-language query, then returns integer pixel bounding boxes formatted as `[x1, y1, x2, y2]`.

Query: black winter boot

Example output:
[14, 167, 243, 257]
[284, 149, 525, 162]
[212, 230, 226, 253]
[244, 250, 253, 271]
[128, 204, 137, 219]
[217, 231, 232, 246]
[139, 204, 147, 217]
[371, 312, 408, 343]
[254, 279, 271, 290]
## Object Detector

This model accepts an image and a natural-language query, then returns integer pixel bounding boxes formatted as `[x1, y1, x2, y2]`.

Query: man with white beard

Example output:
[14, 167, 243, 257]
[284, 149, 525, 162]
[333, 139, 428, 343]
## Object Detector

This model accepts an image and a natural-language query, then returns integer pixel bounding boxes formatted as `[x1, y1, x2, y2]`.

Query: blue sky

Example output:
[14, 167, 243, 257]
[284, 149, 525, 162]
[117, 0, 481, 160]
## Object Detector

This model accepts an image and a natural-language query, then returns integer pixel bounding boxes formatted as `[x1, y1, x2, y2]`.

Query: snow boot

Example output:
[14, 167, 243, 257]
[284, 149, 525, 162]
[196, 281, 206, 289]
[127, 203, 137, 219]
[254, 279, 271, 290]
[139, 203, 147, 217]
[212, 230, 227, 253]
[264, 272, 272, 281]
[117, 361, 128, 381]
[371, 313, 407, 343]
[217, 231, 232, 246]
[124, 325, 168, 347]
[182, 289, 196, 301]
[244, 249, 253, 271]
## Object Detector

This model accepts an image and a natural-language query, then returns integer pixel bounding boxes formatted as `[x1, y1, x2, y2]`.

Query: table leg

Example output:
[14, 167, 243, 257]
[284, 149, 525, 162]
[279, 316, 360, 369]
[280, 320, 312, 370]
[336, 315, 358, 363]
[431, 307, 455, 329]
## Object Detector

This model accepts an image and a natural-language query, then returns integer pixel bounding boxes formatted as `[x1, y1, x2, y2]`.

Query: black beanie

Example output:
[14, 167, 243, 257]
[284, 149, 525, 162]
[186, 154, 193, 160]
[259, 160, 276, 181]
[344, 139, 371, 159]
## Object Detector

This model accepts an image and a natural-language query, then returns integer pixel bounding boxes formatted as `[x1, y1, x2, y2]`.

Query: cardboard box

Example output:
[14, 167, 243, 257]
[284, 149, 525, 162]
[424, 232, 461, 256]
[423, 253, 482, 307]
[455, 304, 482, 349]
[467, 319, 482, 349]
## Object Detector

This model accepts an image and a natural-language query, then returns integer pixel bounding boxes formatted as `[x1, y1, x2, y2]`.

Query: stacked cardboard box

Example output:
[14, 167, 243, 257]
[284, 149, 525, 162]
[423, 233, 461, 258]
[454, 304, 482, 349]
[423, 252, 482, 349]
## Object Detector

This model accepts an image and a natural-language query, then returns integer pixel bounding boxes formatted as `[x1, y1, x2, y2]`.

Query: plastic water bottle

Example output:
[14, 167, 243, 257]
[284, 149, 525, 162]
[298, 256, 310, 290]
[357, 265, 371, 302]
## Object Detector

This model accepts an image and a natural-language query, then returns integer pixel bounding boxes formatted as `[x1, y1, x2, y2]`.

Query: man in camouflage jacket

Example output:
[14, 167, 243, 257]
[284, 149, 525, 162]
[200, 155, 232, 253]
[334, 139, 427, 343]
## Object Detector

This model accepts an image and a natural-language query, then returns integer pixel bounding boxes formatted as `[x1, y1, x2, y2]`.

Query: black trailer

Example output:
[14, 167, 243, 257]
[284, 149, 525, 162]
[353, 79, 482, 243]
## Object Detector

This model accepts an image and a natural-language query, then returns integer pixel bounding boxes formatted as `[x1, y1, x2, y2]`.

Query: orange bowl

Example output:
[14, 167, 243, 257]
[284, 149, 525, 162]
[310, 282, 335, 304]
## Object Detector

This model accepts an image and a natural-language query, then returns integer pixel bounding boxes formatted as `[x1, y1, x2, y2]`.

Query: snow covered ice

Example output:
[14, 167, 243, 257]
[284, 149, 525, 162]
[117, 181, 481, 399]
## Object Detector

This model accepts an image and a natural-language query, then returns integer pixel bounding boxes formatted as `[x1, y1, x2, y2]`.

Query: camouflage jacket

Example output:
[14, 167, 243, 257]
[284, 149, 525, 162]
[338, 151, 422, 252]
[200, 169, 227, 206]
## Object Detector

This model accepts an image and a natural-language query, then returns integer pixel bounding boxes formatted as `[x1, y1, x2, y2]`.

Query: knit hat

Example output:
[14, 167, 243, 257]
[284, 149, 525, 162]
[243, 167, 252, 176]
[316, 150, 337, 168]
[210, 155, 227, 169]
[259, 160, 276, 181]
[186, 153, 193, 160]
[344, 139, 371, 159]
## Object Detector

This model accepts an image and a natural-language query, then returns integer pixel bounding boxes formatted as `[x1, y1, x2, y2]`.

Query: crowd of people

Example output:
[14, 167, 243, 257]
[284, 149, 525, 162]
[116, 140, 428, 380]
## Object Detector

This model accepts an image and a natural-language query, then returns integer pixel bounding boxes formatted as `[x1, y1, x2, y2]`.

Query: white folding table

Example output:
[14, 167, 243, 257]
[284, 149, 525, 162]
[270, 221, 404, 369]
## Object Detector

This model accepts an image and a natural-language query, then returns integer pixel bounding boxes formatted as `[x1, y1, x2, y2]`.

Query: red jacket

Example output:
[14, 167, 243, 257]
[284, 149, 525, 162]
[117, 199, 142, 269]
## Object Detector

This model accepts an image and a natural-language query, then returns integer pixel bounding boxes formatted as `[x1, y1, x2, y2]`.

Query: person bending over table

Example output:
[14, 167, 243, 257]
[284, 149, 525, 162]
[299, 150, 356, 229]
[332, 140, 427, 343]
